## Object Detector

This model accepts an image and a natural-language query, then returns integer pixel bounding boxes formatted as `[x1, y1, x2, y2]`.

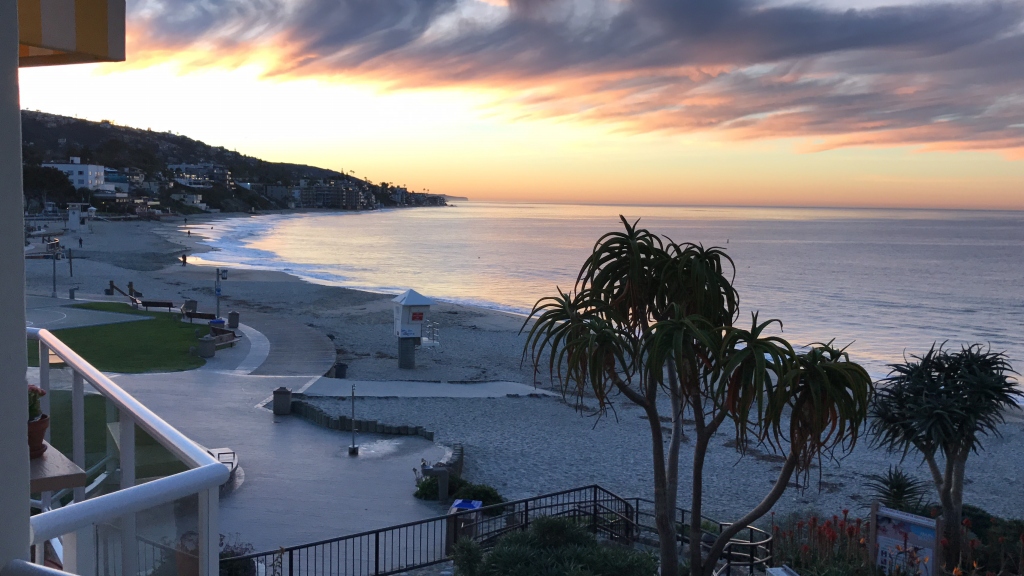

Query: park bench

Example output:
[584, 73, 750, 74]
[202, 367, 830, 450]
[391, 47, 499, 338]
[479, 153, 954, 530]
[130, 296, 175, 312]
[209, 326, 242, 348]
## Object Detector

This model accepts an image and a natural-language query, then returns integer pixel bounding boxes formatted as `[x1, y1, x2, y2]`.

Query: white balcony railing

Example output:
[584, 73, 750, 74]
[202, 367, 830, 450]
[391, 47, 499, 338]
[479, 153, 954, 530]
[26, 328, 228, 576]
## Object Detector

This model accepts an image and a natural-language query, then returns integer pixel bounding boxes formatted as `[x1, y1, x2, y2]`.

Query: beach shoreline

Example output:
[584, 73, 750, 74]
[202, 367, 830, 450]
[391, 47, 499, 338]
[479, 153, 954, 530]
[23, 216, 1024, 525]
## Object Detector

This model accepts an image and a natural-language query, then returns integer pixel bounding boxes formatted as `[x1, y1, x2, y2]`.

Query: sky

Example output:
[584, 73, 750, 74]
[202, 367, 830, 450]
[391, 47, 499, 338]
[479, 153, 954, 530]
[18, 0, 1024, 209]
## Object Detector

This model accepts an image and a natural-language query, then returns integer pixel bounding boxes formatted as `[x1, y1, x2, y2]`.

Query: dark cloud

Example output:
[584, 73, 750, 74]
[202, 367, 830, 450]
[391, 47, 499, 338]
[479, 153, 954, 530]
[126, 0, 1024, 152]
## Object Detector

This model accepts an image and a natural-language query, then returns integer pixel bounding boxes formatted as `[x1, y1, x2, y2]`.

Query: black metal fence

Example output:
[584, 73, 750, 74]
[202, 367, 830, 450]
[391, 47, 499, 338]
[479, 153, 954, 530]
[628, 498, 773, 576]
[219, 485, 773, 576]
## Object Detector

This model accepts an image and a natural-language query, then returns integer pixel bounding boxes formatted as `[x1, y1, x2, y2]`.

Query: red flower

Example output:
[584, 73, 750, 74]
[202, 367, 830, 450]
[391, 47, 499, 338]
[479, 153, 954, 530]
[801, 545, 810, 554]
[941, 538, 950, 548]
[842, 509, 850, 520]
[963, 518, 972, 528]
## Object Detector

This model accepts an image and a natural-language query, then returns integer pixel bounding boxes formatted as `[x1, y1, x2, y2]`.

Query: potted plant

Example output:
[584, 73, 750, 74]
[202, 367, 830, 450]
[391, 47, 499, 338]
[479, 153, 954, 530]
[28, 385, 48, 459]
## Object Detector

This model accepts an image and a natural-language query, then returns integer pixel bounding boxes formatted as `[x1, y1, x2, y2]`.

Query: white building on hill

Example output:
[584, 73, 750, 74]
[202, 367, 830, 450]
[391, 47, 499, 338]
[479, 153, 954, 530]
[42, 156, 104, 189]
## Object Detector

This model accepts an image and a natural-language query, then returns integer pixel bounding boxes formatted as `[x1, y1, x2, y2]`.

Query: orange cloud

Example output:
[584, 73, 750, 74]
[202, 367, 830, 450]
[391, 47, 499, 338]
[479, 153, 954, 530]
[115, 0, 1024, 158]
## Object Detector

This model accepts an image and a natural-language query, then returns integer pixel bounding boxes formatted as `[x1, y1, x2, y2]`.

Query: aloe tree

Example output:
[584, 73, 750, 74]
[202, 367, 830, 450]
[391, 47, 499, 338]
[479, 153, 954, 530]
[523, 217, 873, 576]
[870, 343, 1021, 569]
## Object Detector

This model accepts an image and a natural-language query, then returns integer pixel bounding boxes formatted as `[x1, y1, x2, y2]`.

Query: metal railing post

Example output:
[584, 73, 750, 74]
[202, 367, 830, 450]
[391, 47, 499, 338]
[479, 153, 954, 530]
[198, 487, 219, 576]
[72, 371, 85, 503]
[38, 341, 50, 442]
[119, 412, 137, 576]
[591, 486, 598, 536]
[374, 532, 380, 575]
[523, 500, 530, 531]
[288, 549, 293, 576]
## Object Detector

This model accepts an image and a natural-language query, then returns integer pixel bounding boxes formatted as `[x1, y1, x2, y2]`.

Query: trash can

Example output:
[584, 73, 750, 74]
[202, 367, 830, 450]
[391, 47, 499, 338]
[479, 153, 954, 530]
[209, 318, 226, 330]
[273, 387, 292, 415]
[197, 335, 216, 358]
[228, 311, 240, 329]
[334, 363, 348, 379]
[68, 288, 77, 300]
[445, 500, 483, 554]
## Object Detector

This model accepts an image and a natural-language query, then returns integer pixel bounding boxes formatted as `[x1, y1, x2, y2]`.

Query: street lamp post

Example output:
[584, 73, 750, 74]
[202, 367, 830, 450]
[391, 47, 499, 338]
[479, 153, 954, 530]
[348, 383, 359, 456]
[215, 268, 228, 318]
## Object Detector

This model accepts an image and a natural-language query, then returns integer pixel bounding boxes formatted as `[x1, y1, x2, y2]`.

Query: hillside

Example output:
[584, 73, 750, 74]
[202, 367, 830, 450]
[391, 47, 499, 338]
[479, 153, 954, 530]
[20, 110, 344, 184]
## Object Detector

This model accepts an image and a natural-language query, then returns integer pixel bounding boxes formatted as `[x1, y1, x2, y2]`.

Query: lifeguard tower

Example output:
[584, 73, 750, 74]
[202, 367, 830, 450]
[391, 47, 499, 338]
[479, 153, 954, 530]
[67, 203, 86, 232]
[393, 289, 433, 369]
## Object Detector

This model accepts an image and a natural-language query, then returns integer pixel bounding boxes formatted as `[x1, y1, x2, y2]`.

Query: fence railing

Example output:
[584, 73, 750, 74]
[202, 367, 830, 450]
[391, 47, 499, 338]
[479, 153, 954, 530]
[221, 485, 772, 576]
[629, 498, 774, 576]
[27, 328, 229, 576]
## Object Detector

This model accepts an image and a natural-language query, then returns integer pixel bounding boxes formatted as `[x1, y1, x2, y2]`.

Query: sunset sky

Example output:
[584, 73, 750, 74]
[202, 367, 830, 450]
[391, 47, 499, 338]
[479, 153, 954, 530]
[18, 0, 1024, 209]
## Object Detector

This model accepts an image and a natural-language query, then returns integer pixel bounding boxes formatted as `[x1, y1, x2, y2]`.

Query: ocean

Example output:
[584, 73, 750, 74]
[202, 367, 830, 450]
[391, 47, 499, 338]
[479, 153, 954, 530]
[195, 202, 1024, 381]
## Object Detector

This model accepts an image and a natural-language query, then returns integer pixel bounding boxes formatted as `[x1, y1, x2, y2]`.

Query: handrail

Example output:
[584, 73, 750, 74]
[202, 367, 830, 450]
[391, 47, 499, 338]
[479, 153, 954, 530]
[27, 327, 219, 469]
[25, 327, 228, 564]
[0, 560, 68, 576]
[31, 464, 226, 543]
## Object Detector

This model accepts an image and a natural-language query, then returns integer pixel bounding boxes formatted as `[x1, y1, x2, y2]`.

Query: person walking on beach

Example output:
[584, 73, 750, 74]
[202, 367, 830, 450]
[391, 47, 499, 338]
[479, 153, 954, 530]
[187, 230, 191, 237]
[78, 237, 82, 248]
[181, 253, 187, 266]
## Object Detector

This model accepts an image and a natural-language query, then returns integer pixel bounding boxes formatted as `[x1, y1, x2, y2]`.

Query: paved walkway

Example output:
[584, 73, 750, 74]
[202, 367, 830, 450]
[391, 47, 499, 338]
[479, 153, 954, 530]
[24, 298, 465, 550]
[242, 312, 337, 377]
[26, 295, 148, 329]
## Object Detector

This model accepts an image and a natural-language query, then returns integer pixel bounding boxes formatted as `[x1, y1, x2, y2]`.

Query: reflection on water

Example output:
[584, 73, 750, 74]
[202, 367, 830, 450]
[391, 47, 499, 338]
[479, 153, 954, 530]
[194, 203, 1024, 381]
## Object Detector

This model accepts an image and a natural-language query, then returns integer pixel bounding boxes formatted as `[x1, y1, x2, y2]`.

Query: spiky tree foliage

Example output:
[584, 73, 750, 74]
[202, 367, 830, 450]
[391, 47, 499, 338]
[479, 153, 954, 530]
[523, 217, 873, 576]
[871, 343, 1022, 569]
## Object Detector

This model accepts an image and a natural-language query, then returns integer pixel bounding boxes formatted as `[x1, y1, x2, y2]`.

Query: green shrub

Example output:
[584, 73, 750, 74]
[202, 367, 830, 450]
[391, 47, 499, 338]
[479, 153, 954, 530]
[452, 538, 483, 576]
[465, 517, 657, 576]
[864, 466, 930, 514]
[453, 483, 506, 517]
[414, 474, 469, 500]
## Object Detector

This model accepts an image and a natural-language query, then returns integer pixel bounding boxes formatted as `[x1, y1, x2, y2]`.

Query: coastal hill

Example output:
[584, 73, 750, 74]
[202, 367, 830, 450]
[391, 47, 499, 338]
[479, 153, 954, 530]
[20, 110, 344, 183]
[20, 110, 452, 213]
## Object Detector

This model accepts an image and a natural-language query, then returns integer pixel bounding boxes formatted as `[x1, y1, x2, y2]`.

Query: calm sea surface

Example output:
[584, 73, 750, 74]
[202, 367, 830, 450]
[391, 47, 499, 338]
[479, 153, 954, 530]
[197, 203, 1024, 380]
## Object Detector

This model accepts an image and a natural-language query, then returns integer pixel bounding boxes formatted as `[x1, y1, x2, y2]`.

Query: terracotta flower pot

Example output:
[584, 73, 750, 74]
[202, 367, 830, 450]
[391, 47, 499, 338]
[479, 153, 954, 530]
[28, 414, 49, 459]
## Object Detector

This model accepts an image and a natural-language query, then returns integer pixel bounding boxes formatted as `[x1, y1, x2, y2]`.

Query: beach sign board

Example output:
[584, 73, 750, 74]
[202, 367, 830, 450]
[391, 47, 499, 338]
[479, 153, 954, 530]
[870, 502, 942, 576]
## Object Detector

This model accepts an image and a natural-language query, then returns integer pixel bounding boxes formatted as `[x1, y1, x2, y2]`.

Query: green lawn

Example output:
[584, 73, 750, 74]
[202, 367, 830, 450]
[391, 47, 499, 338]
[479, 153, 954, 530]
[28, 302, 205, 373]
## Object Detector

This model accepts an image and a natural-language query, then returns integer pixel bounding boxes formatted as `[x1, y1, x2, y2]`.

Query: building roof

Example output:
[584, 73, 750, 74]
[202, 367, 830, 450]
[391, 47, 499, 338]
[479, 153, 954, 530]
[392, 289, 433, 306]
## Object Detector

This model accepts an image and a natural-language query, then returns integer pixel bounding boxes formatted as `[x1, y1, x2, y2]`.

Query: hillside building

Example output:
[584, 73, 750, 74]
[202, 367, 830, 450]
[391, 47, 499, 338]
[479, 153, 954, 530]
[42, 157, 104, 189]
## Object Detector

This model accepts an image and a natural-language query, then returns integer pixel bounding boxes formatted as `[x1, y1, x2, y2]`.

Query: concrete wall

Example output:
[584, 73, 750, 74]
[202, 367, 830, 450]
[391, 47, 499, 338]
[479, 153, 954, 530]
[1, 0, 31, 564]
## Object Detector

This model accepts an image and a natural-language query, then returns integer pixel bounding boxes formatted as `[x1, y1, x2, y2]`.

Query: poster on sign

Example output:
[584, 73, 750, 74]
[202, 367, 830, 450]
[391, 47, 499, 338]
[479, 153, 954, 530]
[412, 312, 424, 321]
[871, 503, 941, 576]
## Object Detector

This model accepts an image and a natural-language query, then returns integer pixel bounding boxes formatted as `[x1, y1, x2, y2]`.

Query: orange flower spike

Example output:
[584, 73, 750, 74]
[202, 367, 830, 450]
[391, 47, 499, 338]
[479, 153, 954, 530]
[953, 566, 963, 576]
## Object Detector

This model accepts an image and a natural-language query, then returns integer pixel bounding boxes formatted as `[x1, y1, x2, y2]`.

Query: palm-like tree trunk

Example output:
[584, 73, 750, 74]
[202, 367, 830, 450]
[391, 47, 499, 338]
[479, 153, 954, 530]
[646, 402, 679, 576]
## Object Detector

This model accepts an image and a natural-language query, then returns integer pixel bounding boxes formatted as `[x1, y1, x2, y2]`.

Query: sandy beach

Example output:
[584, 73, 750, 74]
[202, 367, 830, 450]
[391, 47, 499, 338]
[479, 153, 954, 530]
[24, 216, 1024, 527]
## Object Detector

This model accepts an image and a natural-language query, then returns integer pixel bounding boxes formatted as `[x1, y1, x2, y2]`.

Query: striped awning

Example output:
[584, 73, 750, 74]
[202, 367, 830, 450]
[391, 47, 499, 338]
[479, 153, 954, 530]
[18, 0, 125, 67]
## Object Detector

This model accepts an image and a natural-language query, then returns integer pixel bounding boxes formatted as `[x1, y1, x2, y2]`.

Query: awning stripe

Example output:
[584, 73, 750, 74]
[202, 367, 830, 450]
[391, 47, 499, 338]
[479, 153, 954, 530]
[18, 0, 125, 68]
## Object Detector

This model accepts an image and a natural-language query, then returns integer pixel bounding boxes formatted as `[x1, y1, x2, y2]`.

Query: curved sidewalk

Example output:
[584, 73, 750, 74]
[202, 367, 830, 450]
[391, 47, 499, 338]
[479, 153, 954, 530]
[243, 312, 337, 377]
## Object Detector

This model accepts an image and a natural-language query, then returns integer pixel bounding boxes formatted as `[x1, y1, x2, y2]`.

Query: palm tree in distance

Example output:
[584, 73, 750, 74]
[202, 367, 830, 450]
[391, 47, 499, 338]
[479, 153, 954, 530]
[871, 343, 1021, 570]
[523, 217, 873, 576]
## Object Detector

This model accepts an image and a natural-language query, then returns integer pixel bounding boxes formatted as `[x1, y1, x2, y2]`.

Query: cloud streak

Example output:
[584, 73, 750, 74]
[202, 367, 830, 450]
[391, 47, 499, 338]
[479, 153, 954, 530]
[125, 0, 1024, 154]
